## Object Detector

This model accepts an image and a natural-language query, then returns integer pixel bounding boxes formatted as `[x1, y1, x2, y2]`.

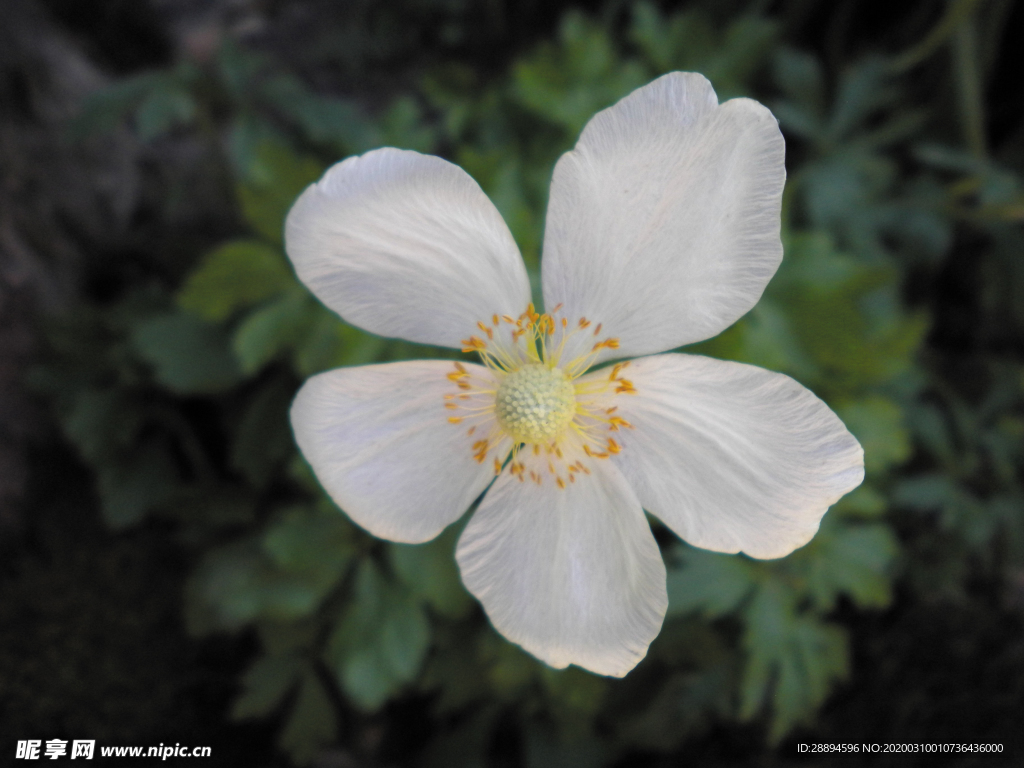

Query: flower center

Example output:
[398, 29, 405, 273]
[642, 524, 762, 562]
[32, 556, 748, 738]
[495, 364, 576, 444]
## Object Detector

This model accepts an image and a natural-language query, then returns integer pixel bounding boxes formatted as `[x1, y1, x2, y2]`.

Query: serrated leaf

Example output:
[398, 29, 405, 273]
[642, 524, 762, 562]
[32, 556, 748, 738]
[325, 560, 430, 711]
[513, 12, 647, 135]
[665, 546, 755, 618]
[231, 653, 303, 720]
[802, 522, 898, 610]
[131, 312, 243, 395]
[278, 671, 337, 766]
[178, 240, 293, 322]
[739, 581, 849, 741]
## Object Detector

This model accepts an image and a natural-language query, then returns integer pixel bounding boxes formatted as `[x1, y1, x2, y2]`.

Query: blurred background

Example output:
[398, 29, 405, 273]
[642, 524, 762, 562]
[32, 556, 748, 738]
[1, 0, 1023, 765]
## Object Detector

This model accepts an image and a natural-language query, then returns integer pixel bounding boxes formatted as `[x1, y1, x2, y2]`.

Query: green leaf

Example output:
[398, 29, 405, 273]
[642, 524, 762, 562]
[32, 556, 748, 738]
[177, 239, 293, 322]
[833, 484, 887, 518]
[379, 96, 437, 153]
[739, 580, 849, 742]
[231, 376, 297, 486]
[278, 671, 338, 766]
[135, 80, 197, 142]
[62, 388, 141, 465]
[773, 48, 825, 124]
[231, 652, 303, 720]
[188, 535, 346, 632]
[292, 310, 386, 376]
[513, 12, 647, 136]
[131, 311, 243, 395]
[325, 559, 430, 711]
[235, 138, 323, 243]
[71, 71, 162, 138]
[96, 440, 178, 529]
[800, 522, 898, 610]
[836, 396, 912, 475]
[665, 546, 756, 618]
[262, 505, 355, 577]
[539, 666, 607, 722]
[260, 73, 379, 153]
[232, 291, 312, 375]
[388, 525, 473, 619]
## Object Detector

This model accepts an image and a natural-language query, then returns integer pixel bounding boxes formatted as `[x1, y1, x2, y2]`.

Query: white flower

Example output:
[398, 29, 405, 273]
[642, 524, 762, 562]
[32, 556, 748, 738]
[285, 73, 864, 677]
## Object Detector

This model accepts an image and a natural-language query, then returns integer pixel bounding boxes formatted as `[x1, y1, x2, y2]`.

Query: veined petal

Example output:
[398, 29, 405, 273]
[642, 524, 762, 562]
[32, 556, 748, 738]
[542, 72, 786, 363]
[286, 148, 531, 349]
[456, 458, 667, 676]
[291, 361, 507, 543]
[585, 354, 863, 559]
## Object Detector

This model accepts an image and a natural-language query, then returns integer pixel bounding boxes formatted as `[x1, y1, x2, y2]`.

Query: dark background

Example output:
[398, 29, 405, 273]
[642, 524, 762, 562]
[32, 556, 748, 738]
[2, 0, 1023, 766]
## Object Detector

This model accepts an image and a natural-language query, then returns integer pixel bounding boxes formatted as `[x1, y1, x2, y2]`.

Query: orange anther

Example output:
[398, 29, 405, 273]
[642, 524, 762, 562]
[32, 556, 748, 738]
[493, 314, 500, 325]
[593, 323, 602, 336]
[578, 318, 591, 329]
[556, 477, 565, 489]
[607, 438, 621, 454]
[448, 416, 463, 424]
[494, 458, 502, 475]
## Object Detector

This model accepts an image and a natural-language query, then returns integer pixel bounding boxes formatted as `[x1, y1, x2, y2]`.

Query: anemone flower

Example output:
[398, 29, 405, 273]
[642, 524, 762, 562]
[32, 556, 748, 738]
[285, 72, 864, 677]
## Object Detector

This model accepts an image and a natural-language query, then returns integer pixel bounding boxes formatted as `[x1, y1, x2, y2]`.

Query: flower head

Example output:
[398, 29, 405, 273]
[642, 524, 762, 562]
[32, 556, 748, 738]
[285, 73, 864, 677]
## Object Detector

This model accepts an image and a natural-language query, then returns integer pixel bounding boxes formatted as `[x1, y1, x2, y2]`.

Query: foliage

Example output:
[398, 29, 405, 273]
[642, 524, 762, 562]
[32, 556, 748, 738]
[33, 0, 1024, 765]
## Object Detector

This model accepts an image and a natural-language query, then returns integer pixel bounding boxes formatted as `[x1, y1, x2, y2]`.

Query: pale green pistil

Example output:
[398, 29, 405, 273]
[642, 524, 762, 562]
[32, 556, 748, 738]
[495, 364, 576, 444]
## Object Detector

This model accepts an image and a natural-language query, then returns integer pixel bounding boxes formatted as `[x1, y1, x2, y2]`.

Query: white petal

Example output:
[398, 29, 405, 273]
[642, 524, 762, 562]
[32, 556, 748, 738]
[456, 458, 667, 676]
[291, 360, 508, 543]
[587, 354, 863, 559]
[286, 148, 531, 349]
[541, 72, 786, 363]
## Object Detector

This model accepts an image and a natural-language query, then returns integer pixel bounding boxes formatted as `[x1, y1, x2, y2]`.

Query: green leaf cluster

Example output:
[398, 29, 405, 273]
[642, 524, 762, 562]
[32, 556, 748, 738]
[35, 0, 1024, 764]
